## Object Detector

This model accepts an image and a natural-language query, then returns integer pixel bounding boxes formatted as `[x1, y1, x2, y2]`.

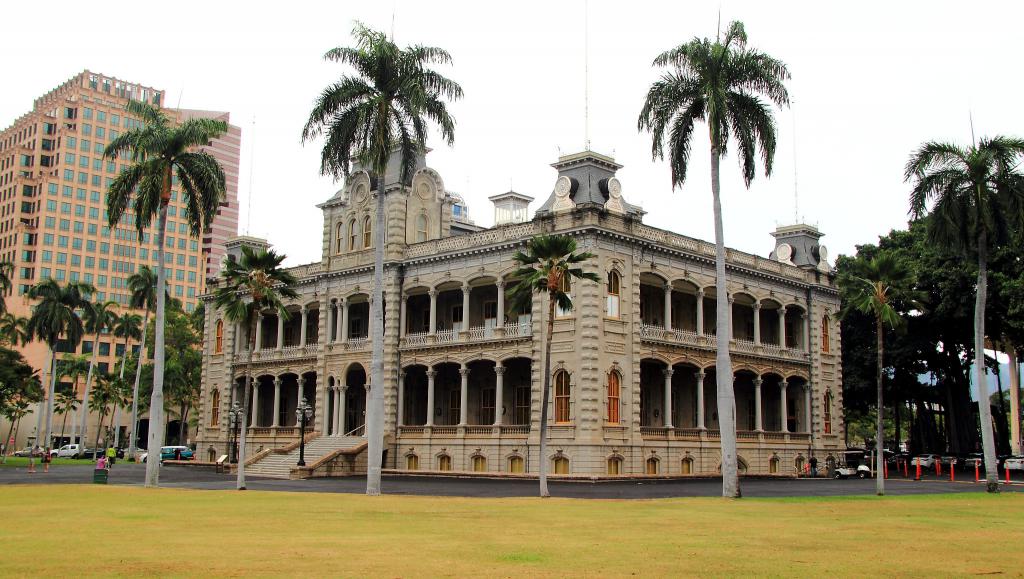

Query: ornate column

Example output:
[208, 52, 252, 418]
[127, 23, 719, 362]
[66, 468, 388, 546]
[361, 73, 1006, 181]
[752, 302, 761, 345]
[459, 364, 470, 425]
[250, 381, 259, 427]
[339, 298, 349, 344]
[326, 301, 335, 342]
[299, 306, 308, 347]
[804, 383, 812, 434]
[780, 380, 789, 433]
[696, 370, 706, 429]
[696, 290, 705, 336]
[802, 312, 809, 352]
[337, 385, 347, 434]
[494, 365, 505, 426]
[254, 314, 263, 351]
[664, 285, 673, 331]
[272, 377, 282, 428]
[778, 306, 786, 348]
[461, 284, 471, 333]
[296, 376, 306, 427]
[399, 293, 407, 338]
[276, 313, 284, 350]
[428, 290, 438, 338]
[397, 371, 406, 427]
[425, 370, 436, 427]
[753, 376, 763, 432]
[496, 280, 506, 331]
[663, 367, 674, 428]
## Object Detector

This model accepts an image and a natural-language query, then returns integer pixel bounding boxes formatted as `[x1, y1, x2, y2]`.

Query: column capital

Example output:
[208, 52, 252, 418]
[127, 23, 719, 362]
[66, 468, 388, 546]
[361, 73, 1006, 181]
[426, 370, 437, 379]
[696, 370, 706, 381]
[298, 376, 306, 386]
[754, 377, 763, 387]
[696, 289, 705, 298]
[496, 279, 506, 289]
[663, 367, 674, 378]
[428, 289, 438, 298]
[664, 284, 672, 294]
[752, 302, 761, 311]
[340, 296, 348, 306]
[727, 295, 734, 305]
[300, 304, 308, 314]
[399, 370, 407, 380]
[340, 384, 349, 392]
[778, 305, 787, 315]
[459, 366, 471, 377]
[780, 381, 788, 391]
[273, 377, 282, 387]
[494, 365, 506, 376]
[462, 283, 471, 292]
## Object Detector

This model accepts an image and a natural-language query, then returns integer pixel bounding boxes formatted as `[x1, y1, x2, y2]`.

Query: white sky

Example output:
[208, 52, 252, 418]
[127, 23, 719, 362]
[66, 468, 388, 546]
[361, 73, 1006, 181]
[3, 1, 1022, 268]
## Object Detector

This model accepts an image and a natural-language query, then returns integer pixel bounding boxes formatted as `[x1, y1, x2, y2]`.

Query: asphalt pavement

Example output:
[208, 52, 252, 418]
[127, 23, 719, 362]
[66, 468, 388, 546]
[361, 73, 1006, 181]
[1, 463, 1021, 498]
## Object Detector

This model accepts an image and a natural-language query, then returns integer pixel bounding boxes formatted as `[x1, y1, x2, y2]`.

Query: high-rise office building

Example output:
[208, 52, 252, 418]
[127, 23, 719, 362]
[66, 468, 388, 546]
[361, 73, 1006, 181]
[0, 70, 240, 449]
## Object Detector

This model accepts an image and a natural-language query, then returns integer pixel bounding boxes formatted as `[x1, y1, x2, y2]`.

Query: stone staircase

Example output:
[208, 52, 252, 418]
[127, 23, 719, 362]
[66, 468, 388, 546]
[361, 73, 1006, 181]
[247, 435, 367, 479]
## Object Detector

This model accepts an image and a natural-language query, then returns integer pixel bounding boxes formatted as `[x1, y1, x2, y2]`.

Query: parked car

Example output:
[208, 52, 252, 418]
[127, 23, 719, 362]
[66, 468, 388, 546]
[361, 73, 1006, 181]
[911, 454, 940, 468]
[1004, 456, 1024, 471]
[141, 446, 194, 463]
[56, 444, 83, 458]
[940, 455, 958, 467]
[12, 447, 34, 457]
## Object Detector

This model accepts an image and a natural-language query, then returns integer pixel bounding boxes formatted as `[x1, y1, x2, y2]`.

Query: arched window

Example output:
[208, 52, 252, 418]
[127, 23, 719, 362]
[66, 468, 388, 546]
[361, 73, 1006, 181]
[362, 215, 372, 248]
[769, 456, 780, 474]
[406, 454, 419, 470]
[795, 455, 806, 473]
[681, 457, 694, 475]
[553, 456, 569, 474]
[508, 456, 524, 473]
[415, 214, 428, 242]
[607, 457, 622, 475]
[646, 457, 660, 475]
[437, 454, 452, 471]
[214, 320, 223, 354]
[821, 315, 831, 353]
[606, 371, 620, 423]
[554, 370, 571, 423]
[556, 275, 572, 317]
[210, 389, 220, 427]
[472, 455, 487, 472]
[348, 219, 358, 251]
[823, 390, 833, 434]
[335, 222, 344, 254]
[606, 270, 620, 318]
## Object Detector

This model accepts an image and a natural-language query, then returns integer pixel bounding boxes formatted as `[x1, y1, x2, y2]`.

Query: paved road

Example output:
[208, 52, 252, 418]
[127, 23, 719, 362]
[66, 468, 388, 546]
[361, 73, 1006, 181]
[1, 463, 1021, 498]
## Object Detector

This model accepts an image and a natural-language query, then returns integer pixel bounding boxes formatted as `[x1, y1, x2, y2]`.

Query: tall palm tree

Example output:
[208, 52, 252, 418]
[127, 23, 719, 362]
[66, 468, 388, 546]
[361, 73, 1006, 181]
[0, 260, 13, 313]
[55, 391, 79, 448]
[507, 235, 599, 497]
[839, 253, 921, 495]
[0, 313, 30, 347]
[3, 399, 31, 463]
[213, 246, 297, 490]
[89, 372, 115, 450]
[906, 136, 1024, 492]
[126, 266, 158, 460]
[76, 300, 116, 455]
[105, 102, 226, 488]
[111, 311, 142, 449]
[302, 22, 462, 496]
[26, 279, 94, 453]
[56, 354, 89, 446]
[638, 21, 789, 497]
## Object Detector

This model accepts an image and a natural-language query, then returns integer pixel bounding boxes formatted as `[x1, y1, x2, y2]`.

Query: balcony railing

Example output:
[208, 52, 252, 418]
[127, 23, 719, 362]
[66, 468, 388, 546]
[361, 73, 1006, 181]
[345, 337, 369, 350]
[500, 425, 529, 436]
[640, 323, 809, 363]
[435, 329, 457, 344]
[431, 426, 458, 436]
[504, 319, 532, 337]
[404, 331, 430, 346]
[401, 319, 531, 349]
[464, 425, 493, 436]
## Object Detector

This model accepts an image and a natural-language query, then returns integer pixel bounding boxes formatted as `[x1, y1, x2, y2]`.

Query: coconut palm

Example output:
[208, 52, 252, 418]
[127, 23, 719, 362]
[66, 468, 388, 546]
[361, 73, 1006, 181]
[637, 21, 789, 497]
[54, 391, 80, 449]
[88, 372, 115, 450]
[111, 311, 142, 449]
[26, 279, 94, 452]
[507, 234, 599, 497]
[2, 400, 31, 464]
[104, 103, 226, 488]
[0, 260, 12, 313]
[839, 253, 922, 495]
[302, 22, 462, 495]
[213, 246, 297, 490]
[906, 136, 1024, 492]
[56, 355, 89, 446]
[0, 313, 29, 347]
[126, 265, 158, 461]
[76, 300, 116, 454]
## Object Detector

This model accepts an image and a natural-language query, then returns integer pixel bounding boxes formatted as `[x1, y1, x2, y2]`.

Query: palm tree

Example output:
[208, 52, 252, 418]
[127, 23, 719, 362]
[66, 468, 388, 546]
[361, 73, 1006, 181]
[839, 253, 921, 495]
[0, 313, 29, 347]
[26, 279, 94, 452]
[111, 311, 142, 450]
[302, 22, 462, 496]
[637, 21, 789, 497]
[89, 372, 115, 450]
[54, 391, 80, 449]
[126, 266, 158, 461]
[76, 300, 116, 455]
[2, 400, 31, 464]
[0, 260, 13, 313]
[213, 246, 297, 490]
[104, 103, 226, 488]
[507, 235, 599, 497]
[906, 136, 1024, 492]
[56, 355, 89, 445]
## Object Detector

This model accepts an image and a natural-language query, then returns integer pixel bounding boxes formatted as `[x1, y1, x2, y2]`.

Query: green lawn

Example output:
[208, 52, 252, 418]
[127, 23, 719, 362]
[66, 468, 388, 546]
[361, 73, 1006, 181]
[0, 457, 96, 467]
[0, 486, 1021, 576]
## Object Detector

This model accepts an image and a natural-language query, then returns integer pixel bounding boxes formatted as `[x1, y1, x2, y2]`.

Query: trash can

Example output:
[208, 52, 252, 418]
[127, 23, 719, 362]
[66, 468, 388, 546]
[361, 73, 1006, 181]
[93, 469, 108, 484]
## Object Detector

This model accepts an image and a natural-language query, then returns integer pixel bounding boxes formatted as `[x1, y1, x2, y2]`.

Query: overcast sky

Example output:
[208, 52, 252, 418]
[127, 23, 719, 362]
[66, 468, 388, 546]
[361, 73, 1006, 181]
[3, 1, 1022, 268]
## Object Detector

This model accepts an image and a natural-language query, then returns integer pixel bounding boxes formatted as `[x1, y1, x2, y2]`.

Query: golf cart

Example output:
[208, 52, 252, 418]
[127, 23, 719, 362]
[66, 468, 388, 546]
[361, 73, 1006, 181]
[834, 449, 873, 479]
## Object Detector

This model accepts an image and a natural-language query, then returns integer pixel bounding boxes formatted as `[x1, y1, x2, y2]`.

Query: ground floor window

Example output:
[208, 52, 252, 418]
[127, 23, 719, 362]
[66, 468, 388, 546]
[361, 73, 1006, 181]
[553, 456, 569, 474]
[769, 456, 780, 474]
[508, 456, 524, 473]
[406, 455, 419, 470]
[472, 455, 486, 472]
[607, 457, 621, 475]
[681, 457, 693, 475]
[795, 456, 806, 473]
[438, 455, 452, 471]
[646, 457, 660, 475]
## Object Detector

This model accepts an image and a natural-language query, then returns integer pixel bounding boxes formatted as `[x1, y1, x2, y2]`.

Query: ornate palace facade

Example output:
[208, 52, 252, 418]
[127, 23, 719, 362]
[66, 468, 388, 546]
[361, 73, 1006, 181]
[196, 149, 845, 477]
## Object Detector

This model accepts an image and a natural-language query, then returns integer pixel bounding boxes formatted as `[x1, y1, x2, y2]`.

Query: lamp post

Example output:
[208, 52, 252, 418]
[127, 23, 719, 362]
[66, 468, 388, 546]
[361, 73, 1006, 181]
[227, 401, 242, 464]
[296, 396, 313, 467]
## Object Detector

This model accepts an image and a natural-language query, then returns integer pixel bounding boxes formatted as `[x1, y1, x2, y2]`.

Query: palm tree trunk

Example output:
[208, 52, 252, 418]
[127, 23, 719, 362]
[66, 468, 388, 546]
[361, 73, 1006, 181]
[366, 177, 387, 496]
[236, 315, 254, 490]
[975, 229, 999, 492]
[77, 335, 101, 456]
[59, 409, 68, 449]
[94, 411, 105, 451]
[3, 418, 15, 464]
[129, 310, 149, 460]
[145, 191, 170, 488]
[875, 315, 885, 496]
[43, 347, 59, 453]
[538, 292, 555, 498]
[33, 348, 53, 455]
[710, 146, 740, 498]
[113, 339, 128, 449]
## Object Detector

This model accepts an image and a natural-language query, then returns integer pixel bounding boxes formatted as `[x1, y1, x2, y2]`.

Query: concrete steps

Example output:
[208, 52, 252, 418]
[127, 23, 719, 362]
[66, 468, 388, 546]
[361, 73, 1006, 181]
[247, 436, 365, 478]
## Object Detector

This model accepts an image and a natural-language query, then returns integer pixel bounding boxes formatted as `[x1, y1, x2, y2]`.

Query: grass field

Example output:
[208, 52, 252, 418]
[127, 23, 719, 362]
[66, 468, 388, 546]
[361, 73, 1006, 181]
[0, 486, 1021, 577]
[0, 457, 95, 467]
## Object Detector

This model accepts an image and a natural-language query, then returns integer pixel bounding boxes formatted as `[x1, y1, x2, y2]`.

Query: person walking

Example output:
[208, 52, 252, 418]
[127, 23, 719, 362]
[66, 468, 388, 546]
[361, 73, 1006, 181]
[810, 456, 819, 478]
[27, 446, 36, 474]
[41, 447, 51, 473]
[105, 445, 116, 469]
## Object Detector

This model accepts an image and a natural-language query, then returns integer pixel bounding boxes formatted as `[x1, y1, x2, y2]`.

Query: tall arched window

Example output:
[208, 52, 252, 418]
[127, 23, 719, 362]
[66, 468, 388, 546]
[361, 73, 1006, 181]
[415, 214, 428, 242]
[214, 319, 223, 354]
[437, 454, 452, 471]
[362, 215, 372, 248]
[606, 371, 620, 423]
[210, 389, 220, 427]
[555, 275, 572, 317]
[406, 454, 419, 470]
[554, 370, 571, 423]
[646, 457, 660, 475]
[821, 315, 831, 353]
[606, 270, 620, 317]
[681, 456, 694, 475]
[472, 455, 487, 472]
[348, 219, 358, 251]
[553, 456, 569, 474]
[607, 457, 622, 475]
[823, 390, 833, 434]
[335, 222, 344, 254]
[508, 455, 524, 473]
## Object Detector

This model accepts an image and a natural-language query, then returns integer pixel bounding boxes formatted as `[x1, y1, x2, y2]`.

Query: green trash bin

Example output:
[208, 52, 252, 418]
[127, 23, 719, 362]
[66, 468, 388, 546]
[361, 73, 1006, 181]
[92, 469, 108, 484]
